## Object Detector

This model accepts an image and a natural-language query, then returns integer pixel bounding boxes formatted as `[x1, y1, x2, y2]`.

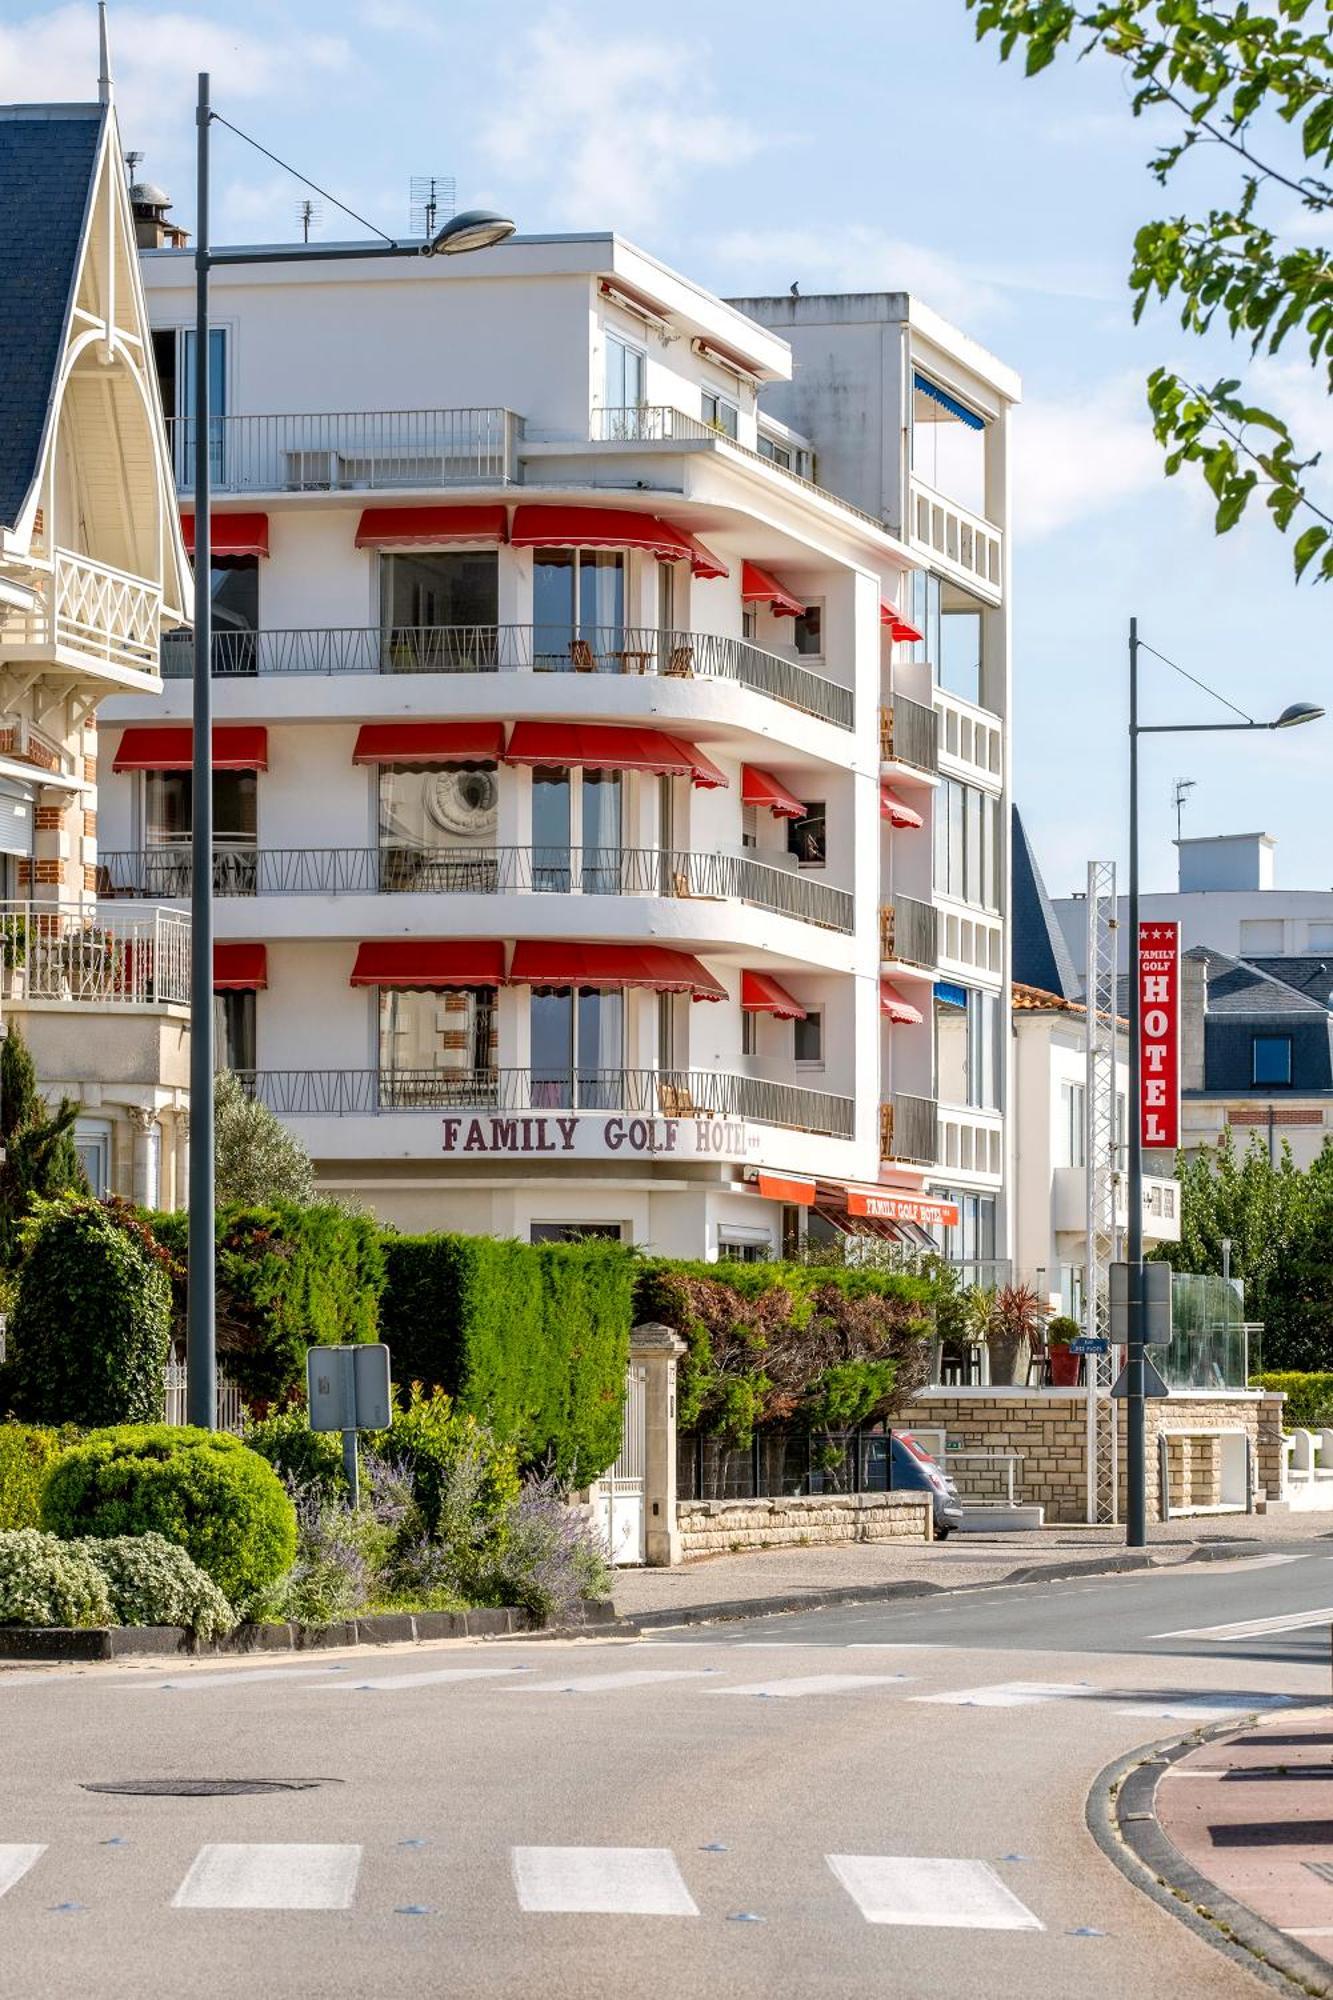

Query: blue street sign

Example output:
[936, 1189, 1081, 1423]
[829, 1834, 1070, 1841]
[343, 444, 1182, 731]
[1070, 1337, 1110, 1355]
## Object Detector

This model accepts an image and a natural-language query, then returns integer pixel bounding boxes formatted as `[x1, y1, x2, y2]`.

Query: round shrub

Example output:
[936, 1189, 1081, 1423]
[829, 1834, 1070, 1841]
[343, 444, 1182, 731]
[0, 1528, 111, 1628]
[77, 1534, 236, 1641]
[8, 1197, 172, 1427]
[41, 1426, 297, 1606]
[243, 1409, 345, 1500]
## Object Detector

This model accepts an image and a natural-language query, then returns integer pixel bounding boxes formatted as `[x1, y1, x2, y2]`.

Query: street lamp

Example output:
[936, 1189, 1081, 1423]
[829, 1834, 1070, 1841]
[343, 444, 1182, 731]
[186, 74, 514, 1428]
[1125, 616, 1323, 1544]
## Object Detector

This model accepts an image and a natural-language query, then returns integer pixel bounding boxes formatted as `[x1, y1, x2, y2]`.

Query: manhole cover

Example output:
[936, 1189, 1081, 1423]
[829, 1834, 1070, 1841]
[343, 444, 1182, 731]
[81, 1779, 334, 1798]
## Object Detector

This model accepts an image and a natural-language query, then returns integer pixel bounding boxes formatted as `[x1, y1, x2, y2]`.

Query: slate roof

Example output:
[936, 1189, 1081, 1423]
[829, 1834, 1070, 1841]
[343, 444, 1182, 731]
[1186, 944, 1331, 1016]
[1011, 805, 1082, 1002]
[0, 106, 104, 533]
[1247, 955, 1333, 1008]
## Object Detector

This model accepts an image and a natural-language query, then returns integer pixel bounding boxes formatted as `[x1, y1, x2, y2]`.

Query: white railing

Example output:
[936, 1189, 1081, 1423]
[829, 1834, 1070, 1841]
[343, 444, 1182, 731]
[167, 408, 521, 493]
[164, 1362, 245, 1435]
[909, 476, 1003, 602]
[0, 902, 190, 1007]
[935, 688, 1003, 785]
[936, 1105, 1003, 1181]
[3, 551, 161, 677]
[936, 904, 1004, 981]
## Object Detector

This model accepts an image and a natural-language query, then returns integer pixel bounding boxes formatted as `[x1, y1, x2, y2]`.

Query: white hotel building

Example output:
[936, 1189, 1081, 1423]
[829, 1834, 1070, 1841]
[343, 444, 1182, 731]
[99, 225, 1017, 1262]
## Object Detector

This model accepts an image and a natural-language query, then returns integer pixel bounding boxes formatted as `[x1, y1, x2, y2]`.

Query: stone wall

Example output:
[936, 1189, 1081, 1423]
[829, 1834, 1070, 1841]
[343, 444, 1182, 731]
[676, 1492, 931, 1558]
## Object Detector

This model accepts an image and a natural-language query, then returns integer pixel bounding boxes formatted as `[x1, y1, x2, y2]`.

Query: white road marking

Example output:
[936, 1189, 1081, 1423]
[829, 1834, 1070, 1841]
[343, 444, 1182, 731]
[827, 1854, 1044, 1931]
[512, 1846, 698, 1916]
[313, 1667, 528, 1692]
[172, 1843, 361, 1910]
[912, 1681, 1092, 1708]
[0, 1847, 45, 1899]
[1154, 1605, 1333, 1641]
[1116, 1693, 1292, 1721]
[706, 1674, 910, 1700]
[124, 1666, 351, 1692]
[507, 1669, 719, 1694]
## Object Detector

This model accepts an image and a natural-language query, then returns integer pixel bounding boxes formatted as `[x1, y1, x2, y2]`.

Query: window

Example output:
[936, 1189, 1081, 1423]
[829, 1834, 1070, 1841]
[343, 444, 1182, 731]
[1239, 918, 1284, 956]
[1252, 1034, 1293, 1086]
[378, 762, 500, 879]
[532, 547, 624, 665]
[741, 804, 758, 851]
[758, 434, 791, 468]
[73, 1119, 113, 1198]
[153, 326, 226, 483]
[741, 606, 757, 641]
[933, 777, 1000, 910]
[1060, 1265, 1085, 1322]
[701, 388, 738, 438]
[935, 1189, 997, 1278]
[794, 1010, 823, 1065]
[1060, 1079, 1086, 1168]
[935, 983, 1000, 1110]
[718, 1233, 772, 1263]
[530, 1222, 624, 1243]
[939, 608, 982, 706]
[379, 987, 496, 1088]
[530, 986, 624, 1108]
[214, 989, 256, 1074]
[741, 1007, 758, 1057]
[656, 559, 675, 640]
[758, 431, 812, 478]
[145, 769, 256, 853]
[1308, 922, 1333, 952]
[605, 334, 645, 413]
[380, 551, 498, 665]
[531, 765, 622, 893]
[208, 557, 259, 672]
[792, 603, 823, 657]
[911, 370, 986, 515]
[657, 990, 679, 1071]
[787, 801, 826, 868]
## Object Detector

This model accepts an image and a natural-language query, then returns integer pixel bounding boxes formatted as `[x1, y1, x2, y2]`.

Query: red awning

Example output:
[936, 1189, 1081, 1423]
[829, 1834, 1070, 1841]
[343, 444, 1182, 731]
[112, 725, 268, 772]
[881, 785, 924, 830]
[742, 766, 805, 819]
[880, 599, 924, 644]
[755, 1171, 816, 1207]
[505, 723, 727, 789]
[180, 513, 269, 559]
[509, 505, 728, 580]
[350, 940, 507, 989]
[354, 505, 508, 549]
[741, 970, 807, 1020]
[741, 561, 804, 618]
[845, 1184, 959, 1227]
[352, 722, 505, 766]
[880, 980, 924, 1026]
[213, 942, 267, 990]
[509, 942, 726, 1001]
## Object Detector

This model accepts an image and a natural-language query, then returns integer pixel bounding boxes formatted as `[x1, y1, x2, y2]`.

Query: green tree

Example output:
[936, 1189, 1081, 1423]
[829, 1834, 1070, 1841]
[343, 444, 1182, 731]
[967, 1, 1333, 581]
[0, 1024, 84, 1266]
[214, 1069, 315, 1208]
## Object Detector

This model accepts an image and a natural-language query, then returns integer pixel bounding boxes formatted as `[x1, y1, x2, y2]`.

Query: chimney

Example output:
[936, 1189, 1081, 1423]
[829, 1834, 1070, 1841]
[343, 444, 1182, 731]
[125, 154, 189, 249]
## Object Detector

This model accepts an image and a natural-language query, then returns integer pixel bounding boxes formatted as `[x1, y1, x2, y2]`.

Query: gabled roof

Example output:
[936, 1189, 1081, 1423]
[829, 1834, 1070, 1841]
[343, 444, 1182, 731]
[1186, 943, 1332, 1017]
[1247, 955, 1333, 1009]
[0, 106, 105, 533]
[1011, 805, 1082, 1002]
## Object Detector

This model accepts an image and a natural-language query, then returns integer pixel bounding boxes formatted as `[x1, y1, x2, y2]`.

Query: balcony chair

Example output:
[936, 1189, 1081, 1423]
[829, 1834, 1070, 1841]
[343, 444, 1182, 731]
[939, 1340, 986, 1387]
[665, 644, 695, 679]
[658, 1078, 702, 1118]
[569, 638, 598, 672]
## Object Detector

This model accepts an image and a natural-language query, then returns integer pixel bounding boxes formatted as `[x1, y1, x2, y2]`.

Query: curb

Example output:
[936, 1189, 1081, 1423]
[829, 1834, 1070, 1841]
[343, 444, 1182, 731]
[1087, 1716, 1333, 2000]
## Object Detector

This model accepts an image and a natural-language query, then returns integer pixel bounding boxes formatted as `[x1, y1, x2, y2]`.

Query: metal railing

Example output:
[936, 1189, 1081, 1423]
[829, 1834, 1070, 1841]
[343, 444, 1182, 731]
[0, 901, 190, 1006]
[880, 895, 938, 968]
[881, 1091, 939, 1165]
[881, 694, 939, 774]
[158, 621, 853, 728]
[240, 1065, 855, 1136]
[167, 408, 521, 494]
[98, 844, 854, 930]
[164, 1362, 244, 1435]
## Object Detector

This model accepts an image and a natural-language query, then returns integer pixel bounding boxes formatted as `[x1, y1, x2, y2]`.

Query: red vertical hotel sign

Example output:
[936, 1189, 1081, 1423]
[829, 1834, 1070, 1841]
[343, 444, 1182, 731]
[1138, 921, 1180, 1148]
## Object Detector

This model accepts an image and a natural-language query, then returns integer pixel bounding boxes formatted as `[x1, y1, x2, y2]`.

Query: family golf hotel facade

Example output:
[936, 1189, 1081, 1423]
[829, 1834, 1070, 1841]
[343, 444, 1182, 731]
[99, 220, 1019, 1263]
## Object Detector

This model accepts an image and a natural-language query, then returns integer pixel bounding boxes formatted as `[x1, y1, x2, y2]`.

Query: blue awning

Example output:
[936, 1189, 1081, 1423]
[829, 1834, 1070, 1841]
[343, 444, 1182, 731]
[914, 372, 985, 431]
[934, 980, 969, 1010]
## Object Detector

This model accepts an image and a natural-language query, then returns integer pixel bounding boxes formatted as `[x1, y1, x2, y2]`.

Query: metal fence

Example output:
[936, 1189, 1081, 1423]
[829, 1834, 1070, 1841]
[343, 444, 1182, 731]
[167, 408, 520, 494]
[0, 902, 190, 1007]
[163, 1362, 245, 1435]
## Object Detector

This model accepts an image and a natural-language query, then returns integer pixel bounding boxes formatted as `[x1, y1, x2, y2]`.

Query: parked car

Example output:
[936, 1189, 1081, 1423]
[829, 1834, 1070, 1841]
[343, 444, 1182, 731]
[888, 1431, 965, 1539]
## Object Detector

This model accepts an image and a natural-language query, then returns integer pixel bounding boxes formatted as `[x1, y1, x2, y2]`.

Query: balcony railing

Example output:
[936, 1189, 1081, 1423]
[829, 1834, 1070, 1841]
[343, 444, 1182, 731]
[240, 1065, 855, 1137]
[158, 622, 853, 729]
[99, 844, 854, 932]
[880, 1092, 939, 1165]
[880, 694, 939, 774]
[880, 895, 938, 969]
[0, 901, 189, 1007]
[909, 474, 1003, 601]
[4, 550, 161, 677]
[167, 408, 521, 494]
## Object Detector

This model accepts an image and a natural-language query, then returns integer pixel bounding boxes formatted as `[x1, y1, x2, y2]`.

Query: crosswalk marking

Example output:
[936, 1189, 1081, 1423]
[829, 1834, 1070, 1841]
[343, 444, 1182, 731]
[172, 1844, 361, 1910]
[0, 1846, 45, 1899]
[912, 1681, 1091, 1709]
[125, 1666, 352, 1693]
[827, 1855, 1044, 1931]
[706, 1674, 910, 1700]
[507, 1669, 719, 1695]
[314, 1666, 529, 1693]
[1115, 1693, 1292, 1721]
[511, 1846, 698, 1916]
[1153, 1605, 1333, 1642]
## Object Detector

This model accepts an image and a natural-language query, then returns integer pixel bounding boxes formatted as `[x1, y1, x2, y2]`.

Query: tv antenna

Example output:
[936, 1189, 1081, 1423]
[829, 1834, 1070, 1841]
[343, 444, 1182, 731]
[1172, 776, 1196, 844]
[296, 198, 323, 244]
[410, 174, 456, 240]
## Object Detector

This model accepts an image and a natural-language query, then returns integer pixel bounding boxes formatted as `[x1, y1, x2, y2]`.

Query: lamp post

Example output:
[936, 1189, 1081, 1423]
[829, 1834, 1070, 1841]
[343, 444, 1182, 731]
[1124, 616, 1322, 1543]
[185, 72, 515, 1428]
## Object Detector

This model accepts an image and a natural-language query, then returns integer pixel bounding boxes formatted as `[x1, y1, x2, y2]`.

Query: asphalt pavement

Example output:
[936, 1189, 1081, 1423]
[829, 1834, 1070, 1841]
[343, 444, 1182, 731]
[2, 1542, 1332, 1999]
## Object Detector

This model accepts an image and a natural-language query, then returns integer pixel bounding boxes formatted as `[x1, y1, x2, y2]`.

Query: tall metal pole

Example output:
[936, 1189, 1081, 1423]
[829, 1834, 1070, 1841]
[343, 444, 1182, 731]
[186, 71, 216, 1430]
[1126, 615, 1146, 1545]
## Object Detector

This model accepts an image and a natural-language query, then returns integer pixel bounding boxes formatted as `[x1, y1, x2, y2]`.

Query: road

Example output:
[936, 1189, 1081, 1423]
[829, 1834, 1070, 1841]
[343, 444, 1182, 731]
[2, 1539, 1331, 1999]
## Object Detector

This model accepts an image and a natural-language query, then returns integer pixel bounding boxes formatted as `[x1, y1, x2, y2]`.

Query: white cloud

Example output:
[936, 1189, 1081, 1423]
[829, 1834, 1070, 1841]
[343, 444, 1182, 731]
[478, 11, 765, 233]
[1013, 370, 1163, 539]
[717, 224, 1005, 330]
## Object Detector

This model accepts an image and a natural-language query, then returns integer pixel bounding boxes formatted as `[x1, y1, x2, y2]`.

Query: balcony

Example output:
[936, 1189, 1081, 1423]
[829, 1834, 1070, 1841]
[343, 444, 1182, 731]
[158, 623, 854, 730]
[935, 688, 1002, 786]
[241, 1065, 855, 1139]
[880, 1092, 939, 1166]
[880, 895, 938, 971]
[167, 409, 521, 494]
[908, 475, 1003, 604]
[3, 549, 161, 679]
[936, 1106, 1003, 1182]
[1052, 1166, 1181, 1243]
[0, 902, 189, 1008]
[100, 843, 854, 933]
[880, 694, 939, 776]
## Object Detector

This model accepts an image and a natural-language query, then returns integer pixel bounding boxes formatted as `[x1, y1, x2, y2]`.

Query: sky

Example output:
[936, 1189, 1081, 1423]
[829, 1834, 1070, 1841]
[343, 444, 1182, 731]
[2, 0, 1329, 898]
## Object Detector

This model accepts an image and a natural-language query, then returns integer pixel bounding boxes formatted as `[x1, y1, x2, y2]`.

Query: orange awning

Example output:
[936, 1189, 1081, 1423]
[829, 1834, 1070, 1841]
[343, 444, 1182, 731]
[741, 561, 804, 617]
[756, 1171, 816, 1206]
[742, 766, 805, 819]
[880, 981, 924, 1025]
[881, 785, 924, 829]
[505, 723, 727, 789]
[112, 725, 268, 772]
[741, 970, 806, 1020]
[509, 942, 726, 1001]
[213, 942, 267, 990]
[352, 722, 505, 765]
[350, 941, 506, 989]
[509, 505, 728, 580]
[180, 513, 269, 559]
[354, 505, 508, 548]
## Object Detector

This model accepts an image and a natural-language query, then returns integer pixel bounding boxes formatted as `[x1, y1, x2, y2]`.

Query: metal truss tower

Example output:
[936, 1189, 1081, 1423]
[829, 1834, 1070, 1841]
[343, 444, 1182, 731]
[1084, 860, 1119, 1524]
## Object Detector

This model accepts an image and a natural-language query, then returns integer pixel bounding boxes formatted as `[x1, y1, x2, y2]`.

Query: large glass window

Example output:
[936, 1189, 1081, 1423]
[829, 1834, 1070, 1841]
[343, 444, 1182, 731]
[934, 1189, 998, 1281]
[378, 763, 499, 887]
[793, 604, 823, 657]
[910, 371, 986, 515]
[209, 557, 259, 673]
[701, 388, 738, 438]
[530, 987, 624, 1109]
[1060, 1079, 1086, 1167]
[605, 335, 645, 413]
[933, 777, 1000, 911]
[532, 548, 625, 668]
[935, 983, 1000, 1110]
[581, 768, 622, 896]
[145, 769, 256, 850]
[214, 989, 256, 1074]
[380, 552, 498, 670]
[532, 766, 571, 892]
[787, 800, 826, 868]
[378, 986, 497, 1097]
[939, 609, 982, 706]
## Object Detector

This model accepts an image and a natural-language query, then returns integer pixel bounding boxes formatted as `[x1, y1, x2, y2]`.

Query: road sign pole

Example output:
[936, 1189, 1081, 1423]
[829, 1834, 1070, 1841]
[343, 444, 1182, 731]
[342, 1428, 360, 1509]
[1127, 618, 1147, 1547]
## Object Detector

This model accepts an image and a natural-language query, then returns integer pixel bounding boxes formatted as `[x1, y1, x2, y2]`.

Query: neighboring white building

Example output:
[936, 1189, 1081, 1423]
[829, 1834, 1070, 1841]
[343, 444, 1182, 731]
[98, 231, 1017, 1260]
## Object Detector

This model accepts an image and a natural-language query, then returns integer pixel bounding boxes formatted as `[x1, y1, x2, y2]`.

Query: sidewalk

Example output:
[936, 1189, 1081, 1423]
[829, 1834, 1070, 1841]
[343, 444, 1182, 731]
[611, 1510, 1333, 1625]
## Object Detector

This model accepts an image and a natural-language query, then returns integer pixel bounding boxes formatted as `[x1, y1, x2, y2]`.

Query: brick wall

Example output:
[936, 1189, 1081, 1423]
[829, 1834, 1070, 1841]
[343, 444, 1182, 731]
[676, 1492, 931, 1557]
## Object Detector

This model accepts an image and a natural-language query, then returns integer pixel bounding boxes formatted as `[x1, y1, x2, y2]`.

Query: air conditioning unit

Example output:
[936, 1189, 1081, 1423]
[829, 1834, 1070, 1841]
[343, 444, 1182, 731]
[285, 449, 337, 491]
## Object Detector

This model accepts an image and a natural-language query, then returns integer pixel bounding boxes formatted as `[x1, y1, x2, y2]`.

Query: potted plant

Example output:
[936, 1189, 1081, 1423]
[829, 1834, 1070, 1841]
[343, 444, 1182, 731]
[1046, 1314, 1082, 1387]
[986, 1283, 1050, 1387]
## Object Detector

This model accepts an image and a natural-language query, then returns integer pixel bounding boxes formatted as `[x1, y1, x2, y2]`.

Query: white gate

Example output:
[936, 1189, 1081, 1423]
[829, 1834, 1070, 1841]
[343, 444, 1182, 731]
[598, 1361, 647, 1566]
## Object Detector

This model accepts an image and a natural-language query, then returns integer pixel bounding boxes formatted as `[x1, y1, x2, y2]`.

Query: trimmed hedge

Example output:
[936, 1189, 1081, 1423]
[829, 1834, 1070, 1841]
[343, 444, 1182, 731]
[41, 1425, 297, 1605]
[151, 1202, 384, 1406]
[0, 1422, 70, 1531]
[378, 1236, 633, 1482]
[0, 1529, 111, 1628]
[1252, 1372, 1333, 1432]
